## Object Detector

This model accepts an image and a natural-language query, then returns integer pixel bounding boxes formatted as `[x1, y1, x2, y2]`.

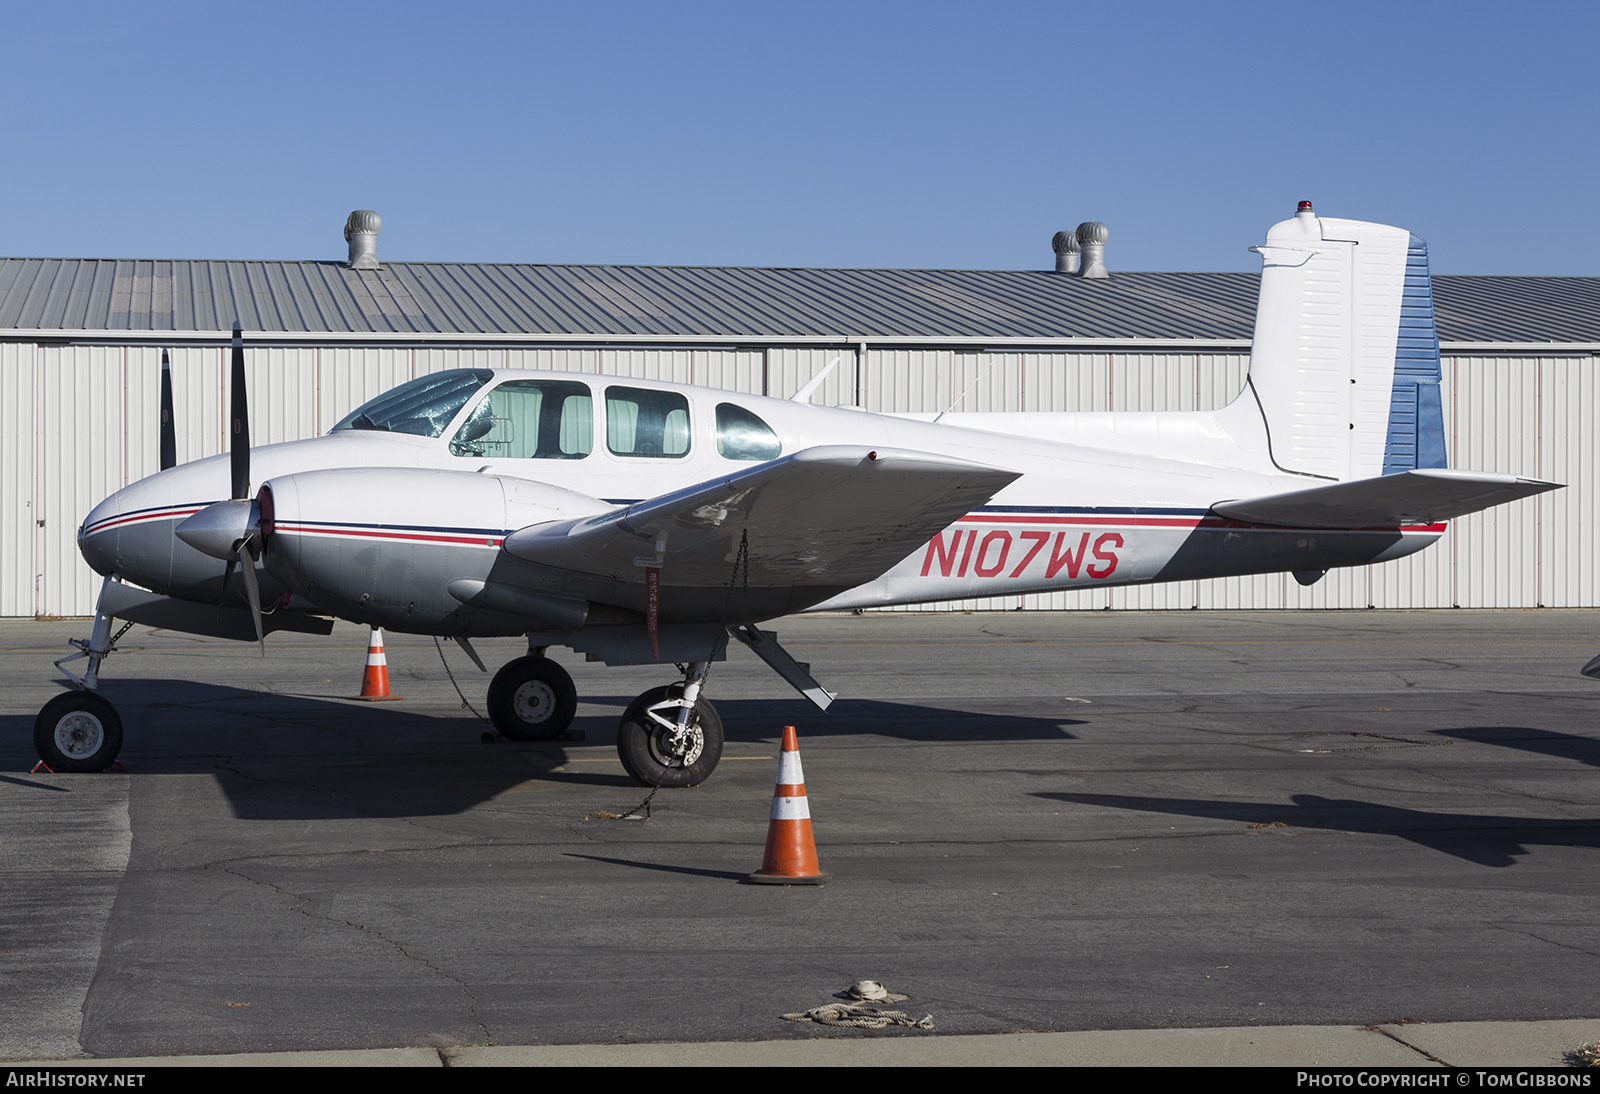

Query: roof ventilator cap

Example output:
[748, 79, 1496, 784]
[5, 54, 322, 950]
[1051, 230, 1080, 274]
[344, 209, 382, 270]
[1075, 221, 1108, 278]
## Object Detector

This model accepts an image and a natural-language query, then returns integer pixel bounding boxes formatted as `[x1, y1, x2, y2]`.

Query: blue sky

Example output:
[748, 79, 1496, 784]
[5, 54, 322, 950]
[2, 0, 1594, 274]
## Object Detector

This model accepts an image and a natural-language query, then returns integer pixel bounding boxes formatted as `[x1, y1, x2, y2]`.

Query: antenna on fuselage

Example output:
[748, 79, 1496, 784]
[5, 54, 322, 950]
[933, 354, 999, 423]
[790, 356, 840, 404]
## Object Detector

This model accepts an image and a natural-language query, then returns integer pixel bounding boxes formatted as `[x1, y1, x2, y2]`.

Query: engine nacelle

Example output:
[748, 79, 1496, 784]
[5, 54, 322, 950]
[260, 467, 608, 632]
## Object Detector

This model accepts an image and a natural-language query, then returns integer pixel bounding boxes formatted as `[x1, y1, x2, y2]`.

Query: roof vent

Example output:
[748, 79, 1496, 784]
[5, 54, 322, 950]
[1051, 230, 1080, 274]
[1076, 221, 1108, 279]
[344, 209, 382, 270]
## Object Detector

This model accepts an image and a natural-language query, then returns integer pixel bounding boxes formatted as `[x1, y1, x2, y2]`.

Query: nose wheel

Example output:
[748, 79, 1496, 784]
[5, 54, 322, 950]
[34, 692, 124, 773]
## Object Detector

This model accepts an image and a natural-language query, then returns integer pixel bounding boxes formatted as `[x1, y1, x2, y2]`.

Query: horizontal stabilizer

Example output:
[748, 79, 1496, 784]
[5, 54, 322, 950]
[503, 445, 1019, 587]
[1212, 468, 1560, 529]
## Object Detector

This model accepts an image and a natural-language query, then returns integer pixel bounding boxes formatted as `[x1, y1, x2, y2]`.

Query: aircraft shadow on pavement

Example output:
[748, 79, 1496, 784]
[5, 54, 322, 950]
[3, 682, 1079, 822]
[560, 852, 749, 881]
[592, 695, 1083, 745]
[1036, 790, 1600, 868]
[1431, 726, 1600, 769]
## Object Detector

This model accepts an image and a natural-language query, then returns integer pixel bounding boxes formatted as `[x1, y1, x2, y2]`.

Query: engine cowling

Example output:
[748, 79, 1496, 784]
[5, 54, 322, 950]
[260, 467, 607, 632]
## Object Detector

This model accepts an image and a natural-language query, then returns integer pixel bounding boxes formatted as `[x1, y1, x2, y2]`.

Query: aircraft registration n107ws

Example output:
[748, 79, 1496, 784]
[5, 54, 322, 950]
[43, 203, 1558, 784]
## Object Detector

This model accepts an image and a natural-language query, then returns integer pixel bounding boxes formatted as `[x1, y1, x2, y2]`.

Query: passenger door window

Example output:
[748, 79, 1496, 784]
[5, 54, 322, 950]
[606, 386, 691, 458]
[449, 379, 593, 459]
[715, 403, 781, 461]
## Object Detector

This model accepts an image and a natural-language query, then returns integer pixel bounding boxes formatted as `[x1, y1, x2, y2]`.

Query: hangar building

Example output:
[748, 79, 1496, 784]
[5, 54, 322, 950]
[2, 212, 1595, 618]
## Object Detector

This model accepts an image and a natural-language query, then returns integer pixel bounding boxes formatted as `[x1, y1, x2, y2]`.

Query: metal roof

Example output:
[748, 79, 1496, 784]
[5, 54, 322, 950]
[0, 257, 1595, 346]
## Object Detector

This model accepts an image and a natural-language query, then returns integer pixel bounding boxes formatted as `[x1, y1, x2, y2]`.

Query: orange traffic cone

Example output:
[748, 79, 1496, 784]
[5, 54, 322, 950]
[351, 627, 402, 701]
[749, 725, 827, 885]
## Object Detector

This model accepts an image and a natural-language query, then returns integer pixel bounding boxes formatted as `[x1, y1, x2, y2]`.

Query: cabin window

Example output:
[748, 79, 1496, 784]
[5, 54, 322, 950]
[332, 369, 492, 438]
[715, 403, 781, 461]
[449, 379, 593, 459]
[606, 386, 690, 458]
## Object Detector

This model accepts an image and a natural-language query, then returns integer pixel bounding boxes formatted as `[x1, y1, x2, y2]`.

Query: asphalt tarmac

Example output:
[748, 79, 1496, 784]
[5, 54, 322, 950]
[2, 609, 1598, 1063]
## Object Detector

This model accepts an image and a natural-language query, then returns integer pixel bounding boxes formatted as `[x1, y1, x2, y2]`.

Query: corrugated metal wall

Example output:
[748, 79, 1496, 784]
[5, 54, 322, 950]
[2, 344, 1590, 617]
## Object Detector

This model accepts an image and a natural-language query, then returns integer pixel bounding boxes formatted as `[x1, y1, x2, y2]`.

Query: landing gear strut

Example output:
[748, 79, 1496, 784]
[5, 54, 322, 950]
[617, 660, 724, 787]
[38, 574, 128, 771]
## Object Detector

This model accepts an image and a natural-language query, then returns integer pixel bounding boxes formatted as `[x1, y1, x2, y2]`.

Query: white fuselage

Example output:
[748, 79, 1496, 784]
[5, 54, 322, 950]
[80, 369, 1441, 629]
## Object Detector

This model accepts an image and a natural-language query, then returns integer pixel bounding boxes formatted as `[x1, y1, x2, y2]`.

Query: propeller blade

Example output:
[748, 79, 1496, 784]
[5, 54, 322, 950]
[229, 323, 250, 501]
[237, 539, 265, 654]
[159, 349, 177, 471]
[219, 555, 237, 606]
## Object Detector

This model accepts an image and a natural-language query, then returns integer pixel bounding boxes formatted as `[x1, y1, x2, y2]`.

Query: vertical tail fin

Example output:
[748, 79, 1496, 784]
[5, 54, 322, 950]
[1244, 203, 1446, 482]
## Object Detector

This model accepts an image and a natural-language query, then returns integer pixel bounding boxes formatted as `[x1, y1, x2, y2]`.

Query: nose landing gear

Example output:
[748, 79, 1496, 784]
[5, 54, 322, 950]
[37, 575, 130, 772]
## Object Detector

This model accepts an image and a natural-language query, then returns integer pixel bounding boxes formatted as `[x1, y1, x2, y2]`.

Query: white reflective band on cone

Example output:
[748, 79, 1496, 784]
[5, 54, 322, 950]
[776, 751, 804, 786]
[367, 650, 386, 664]
[770, 795, 811, 821]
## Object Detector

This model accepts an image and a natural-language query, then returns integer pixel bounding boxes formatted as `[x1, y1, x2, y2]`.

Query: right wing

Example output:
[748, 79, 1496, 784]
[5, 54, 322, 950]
[502, 445, 1020, 587]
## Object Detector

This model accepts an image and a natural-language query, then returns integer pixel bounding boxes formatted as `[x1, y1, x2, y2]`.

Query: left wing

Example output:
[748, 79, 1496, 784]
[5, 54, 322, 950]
[502, 445, 1019, 586]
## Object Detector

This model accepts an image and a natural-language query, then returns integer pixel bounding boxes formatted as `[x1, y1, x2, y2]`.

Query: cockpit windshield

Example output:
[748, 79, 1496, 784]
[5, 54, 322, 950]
[331, 370, 493, 438]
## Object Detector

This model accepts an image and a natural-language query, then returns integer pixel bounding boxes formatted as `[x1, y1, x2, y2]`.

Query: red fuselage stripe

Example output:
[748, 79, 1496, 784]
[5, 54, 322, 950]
[274, 524, 503, 547]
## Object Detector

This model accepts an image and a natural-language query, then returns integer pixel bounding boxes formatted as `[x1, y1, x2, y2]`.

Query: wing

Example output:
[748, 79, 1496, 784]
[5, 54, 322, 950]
[502, 445, 1020, 587]
[1212, 468, 1560, 529]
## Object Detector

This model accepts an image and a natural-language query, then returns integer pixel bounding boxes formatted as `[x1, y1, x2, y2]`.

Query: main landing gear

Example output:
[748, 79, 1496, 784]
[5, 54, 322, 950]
[616, 661, 723, 788]
[37, 575, 130, 772]
[486, 654, 725, 787]
[487, 650, 578, 741]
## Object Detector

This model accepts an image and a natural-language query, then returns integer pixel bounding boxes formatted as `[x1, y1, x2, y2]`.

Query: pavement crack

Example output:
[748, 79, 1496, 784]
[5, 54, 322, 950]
[1487, 921, 1600, 959]
[1365, 1024, 1449, 1065]
[209, 857, 493, 1044]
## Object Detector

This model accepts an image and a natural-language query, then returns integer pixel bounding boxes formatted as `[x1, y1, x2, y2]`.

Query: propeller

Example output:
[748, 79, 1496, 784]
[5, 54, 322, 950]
[229, 323, 250, 502]
[159, 349, 177, 471]
[176, 323, 264, 652]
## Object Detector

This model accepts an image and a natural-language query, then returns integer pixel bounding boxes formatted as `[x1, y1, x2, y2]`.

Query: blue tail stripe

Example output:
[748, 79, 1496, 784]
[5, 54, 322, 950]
[1382, 235, 1448, 473]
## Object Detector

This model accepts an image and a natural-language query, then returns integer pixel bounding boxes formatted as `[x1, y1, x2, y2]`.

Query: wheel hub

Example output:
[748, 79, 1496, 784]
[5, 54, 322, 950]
[54, 712, 104, 760]
[653, 721, 704, 766]
[512, 680, 556, 724]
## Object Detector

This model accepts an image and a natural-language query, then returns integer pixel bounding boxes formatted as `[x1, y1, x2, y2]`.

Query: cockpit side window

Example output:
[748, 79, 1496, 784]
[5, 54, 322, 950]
[606, 386, 690, 458]
[715, 403, 781, 461]
[332, 370, 492, 438]
[449, 379, 593, 459]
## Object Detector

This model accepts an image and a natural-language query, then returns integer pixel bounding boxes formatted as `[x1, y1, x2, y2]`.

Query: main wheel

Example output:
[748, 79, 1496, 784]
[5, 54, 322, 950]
[617, 684, 724, 788]
[34, 692, 124, 773]
[486, 656, 578, 741]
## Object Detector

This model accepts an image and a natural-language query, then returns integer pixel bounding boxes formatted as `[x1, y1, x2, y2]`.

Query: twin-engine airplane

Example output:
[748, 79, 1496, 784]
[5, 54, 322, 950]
[40, 203, 1558, 784]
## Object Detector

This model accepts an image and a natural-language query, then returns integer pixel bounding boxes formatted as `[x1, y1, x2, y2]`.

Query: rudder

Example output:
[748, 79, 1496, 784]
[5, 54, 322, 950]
[1242, 203, 1447, 483]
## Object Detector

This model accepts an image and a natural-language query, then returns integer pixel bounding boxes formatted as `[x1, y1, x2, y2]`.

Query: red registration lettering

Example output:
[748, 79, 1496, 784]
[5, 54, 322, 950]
[956, 529, 978, 576]
[1010, 531, 1050, 577]
[1087, 533, 1123, 579]
[921, 530, 963, 577]
[1045, 531, 1091, 579]
[973, 531, 1012, 577]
